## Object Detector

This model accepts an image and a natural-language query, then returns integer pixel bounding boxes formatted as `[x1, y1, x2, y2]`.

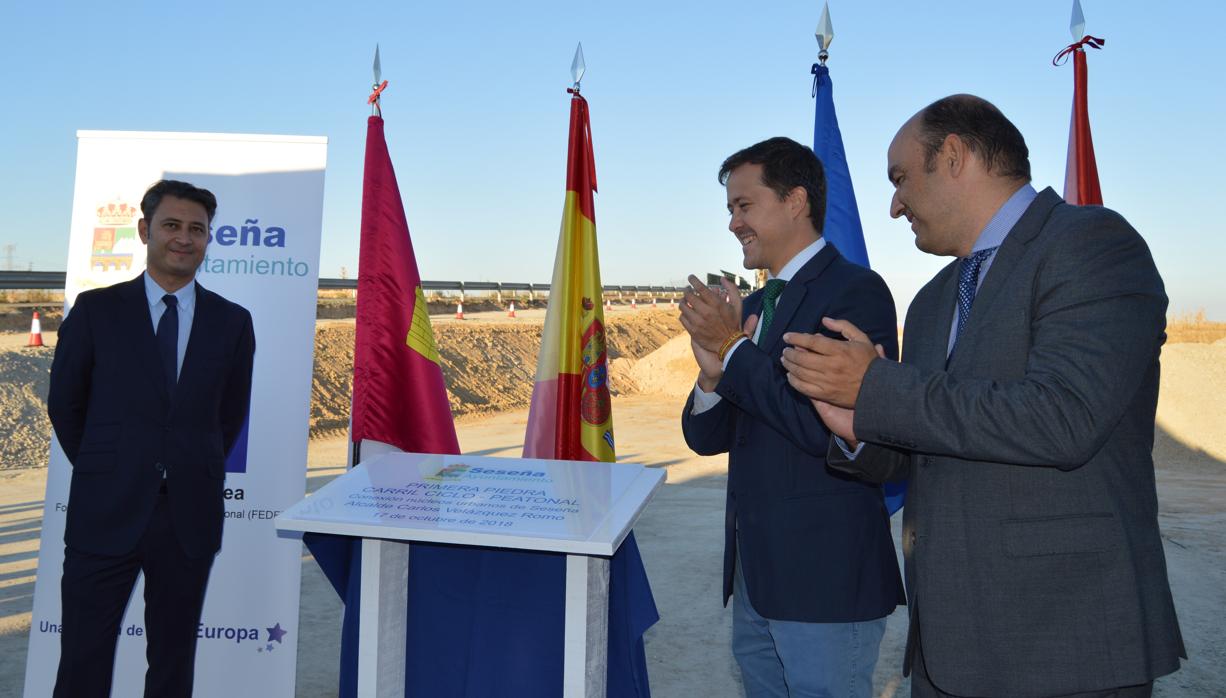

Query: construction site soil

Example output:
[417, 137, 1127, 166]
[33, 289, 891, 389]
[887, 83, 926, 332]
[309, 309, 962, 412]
[0, 309, 686, 470]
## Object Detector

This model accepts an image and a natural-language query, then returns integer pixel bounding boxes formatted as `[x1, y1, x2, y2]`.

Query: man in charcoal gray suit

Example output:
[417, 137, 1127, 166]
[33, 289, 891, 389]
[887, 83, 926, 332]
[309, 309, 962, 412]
[780, 95, 1185, 697]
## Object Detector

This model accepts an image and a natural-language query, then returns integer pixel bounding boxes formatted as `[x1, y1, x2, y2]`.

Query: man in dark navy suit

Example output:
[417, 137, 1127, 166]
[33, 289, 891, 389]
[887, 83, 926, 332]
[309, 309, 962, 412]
[48, 179, 255, 697]
[679, 137, 903, 697]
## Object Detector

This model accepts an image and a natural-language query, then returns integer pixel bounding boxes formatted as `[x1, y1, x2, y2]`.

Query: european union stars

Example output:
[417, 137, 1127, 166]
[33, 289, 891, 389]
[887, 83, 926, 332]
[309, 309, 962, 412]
[257, 622, 289, 654]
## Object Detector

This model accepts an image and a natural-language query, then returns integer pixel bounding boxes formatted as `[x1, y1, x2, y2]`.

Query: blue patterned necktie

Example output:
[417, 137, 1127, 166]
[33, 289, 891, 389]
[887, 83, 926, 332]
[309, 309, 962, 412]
[955, 247, 997, 343]
[157, 294, 179, 391]
[757, 279, 788, 339]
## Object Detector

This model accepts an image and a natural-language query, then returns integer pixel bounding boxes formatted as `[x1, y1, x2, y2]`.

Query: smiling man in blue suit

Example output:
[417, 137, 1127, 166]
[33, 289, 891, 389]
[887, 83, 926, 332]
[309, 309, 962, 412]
[48, 179, 255, 697]
[679, 138, 904, 697]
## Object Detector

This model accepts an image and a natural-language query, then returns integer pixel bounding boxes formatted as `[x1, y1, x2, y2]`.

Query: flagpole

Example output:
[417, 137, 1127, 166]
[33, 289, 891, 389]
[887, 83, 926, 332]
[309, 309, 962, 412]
[352, 43, 387, 469]
[571, 41, 585, 93]
[809, 3, 870, 268]
[368, 43, 388, 120]
[815, 1, 831, 67]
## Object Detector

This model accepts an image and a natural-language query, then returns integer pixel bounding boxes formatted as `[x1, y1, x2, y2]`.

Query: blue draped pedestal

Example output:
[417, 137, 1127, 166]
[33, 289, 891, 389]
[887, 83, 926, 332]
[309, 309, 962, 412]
[306, 532, 658, 697]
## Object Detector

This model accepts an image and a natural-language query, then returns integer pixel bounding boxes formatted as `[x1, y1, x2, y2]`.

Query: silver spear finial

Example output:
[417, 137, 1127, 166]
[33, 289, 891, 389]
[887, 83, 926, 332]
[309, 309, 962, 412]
[815, 2, 834, 65]
[1070, 0, 1086, 41]
[571, 43, 586, 91]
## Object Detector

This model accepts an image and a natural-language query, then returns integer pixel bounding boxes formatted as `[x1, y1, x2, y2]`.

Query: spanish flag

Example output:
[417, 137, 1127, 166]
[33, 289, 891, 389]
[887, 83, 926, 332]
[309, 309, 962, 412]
[524, 90, 614, 462]
[517, 86, 658, 697]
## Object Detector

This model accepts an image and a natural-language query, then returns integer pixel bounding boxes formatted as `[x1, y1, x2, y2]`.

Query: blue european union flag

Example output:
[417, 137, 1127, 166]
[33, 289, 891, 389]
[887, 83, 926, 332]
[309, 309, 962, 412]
[812, 62, 905, 514]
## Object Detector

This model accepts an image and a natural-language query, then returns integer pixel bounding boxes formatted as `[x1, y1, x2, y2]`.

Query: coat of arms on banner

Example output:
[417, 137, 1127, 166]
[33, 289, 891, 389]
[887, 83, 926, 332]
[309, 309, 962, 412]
[90, 200, 140, 273]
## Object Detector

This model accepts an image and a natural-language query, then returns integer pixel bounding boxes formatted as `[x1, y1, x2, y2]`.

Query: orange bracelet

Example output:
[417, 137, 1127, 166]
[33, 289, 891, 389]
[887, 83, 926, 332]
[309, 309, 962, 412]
[717, 331, 747, 362]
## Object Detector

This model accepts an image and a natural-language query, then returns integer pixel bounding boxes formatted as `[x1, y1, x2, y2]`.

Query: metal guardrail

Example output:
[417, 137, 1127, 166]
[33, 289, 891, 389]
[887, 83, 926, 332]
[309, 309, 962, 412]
[0, 271, 698, 295]
[0, 271, 65, 289]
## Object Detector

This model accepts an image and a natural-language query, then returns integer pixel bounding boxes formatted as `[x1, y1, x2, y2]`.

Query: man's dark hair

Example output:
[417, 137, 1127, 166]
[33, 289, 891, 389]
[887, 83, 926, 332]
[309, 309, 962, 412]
[718, 137, 826, 234]
[140, 179, 218, 223]
[917, 95, 1031, 181]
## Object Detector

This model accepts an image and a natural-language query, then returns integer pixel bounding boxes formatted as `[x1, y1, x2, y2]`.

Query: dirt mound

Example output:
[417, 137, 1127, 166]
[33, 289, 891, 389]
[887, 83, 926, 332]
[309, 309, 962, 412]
[1156, 343, 1226, 468]
[0, 348, 53, 469]
[0, 310, 684, 469]
[609, 334, 700, 399]
[309, 310, 685, 436]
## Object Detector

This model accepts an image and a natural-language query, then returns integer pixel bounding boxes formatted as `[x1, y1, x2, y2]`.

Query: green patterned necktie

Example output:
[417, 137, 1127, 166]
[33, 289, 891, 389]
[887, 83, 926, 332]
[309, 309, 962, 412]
[757, 279, 788, 339]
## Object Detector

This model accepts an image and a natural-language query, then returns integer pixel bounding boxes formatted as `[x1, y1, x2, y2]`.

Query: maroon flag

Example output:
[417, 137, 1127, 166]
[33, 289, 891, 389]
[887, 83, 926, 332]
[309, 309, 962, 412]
[1054, 35, 1105, 205]
[306, 112, 465, 698]
[351, 115, 460, 455]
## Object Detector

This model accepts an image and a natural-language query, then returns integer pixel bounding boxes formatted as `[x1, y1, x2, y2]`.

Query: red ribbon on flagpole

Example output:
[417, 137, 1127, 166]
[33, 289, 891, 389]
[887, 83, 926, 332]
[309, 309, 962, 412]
[368, 80, 388, 104]
[1053, 35, 1105, 66]
[1056, 36, 1105, 205]
[367, 80, 389, 116]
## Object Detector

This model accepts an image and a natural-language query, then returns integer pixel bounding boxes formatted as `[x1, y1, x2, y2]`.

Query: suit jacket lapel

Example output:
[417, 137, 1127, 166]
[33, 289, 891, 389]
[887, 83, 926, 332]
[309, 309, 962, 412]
[759, 243, 839, 352]
[119, 275, 173, 408]
[962, 189, 1061, 326]
[952, 188, 1062, 359]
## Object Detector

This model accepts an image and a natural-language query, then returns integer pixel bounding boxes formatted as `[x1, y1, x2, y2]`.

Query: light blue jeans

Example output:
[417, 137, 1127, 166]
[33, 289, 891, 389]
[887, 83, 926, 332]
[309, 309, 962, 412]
[732, 562, 886, 698]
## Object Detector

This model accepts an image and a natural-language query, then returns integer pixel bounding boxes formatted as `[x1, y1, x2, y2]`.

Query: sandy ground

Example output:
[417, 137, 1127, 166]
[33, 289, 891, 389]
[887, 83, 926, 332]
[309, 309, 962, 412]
[1, 322, 1223, 696]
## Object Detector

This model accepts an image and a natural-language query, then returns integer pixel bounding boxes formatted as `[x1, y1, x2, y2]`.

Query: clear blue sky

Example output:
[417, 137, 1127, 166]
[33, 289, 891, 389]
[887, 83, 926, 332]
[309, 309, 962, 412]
[2, 1, 1222, 318]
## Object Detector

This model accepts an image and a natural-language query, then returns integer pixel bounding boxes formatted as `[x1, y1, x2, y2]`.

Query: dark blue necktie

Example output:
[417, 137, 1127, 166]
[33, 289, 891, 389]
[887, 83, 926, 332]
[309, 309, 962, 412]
[157, 294, 179, 391]
[955, 247, 997, 342]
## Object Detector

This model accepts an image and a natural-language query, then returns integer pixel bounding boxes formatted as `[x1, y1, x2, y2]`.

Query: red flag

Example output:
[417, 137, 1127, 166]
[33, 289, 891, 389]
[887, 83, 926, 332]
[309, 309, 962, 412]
[1055, 36, 1105, 205]
[352, 115, 459, 455]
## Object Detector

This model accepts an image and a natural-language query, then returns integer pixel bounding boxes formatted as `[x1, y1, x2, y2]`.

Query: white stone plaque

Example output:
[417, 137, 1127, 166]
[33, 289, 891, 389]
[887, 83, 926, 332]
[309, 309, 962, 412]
[276, 452, 666, 556]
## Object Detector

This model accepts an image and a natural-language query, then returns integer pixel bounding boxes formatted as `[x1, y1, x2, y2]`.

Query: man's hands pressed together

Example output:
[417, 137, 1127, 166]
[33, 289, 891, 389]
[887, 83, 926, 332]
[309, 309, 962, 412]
[679, 275, 757, 392]
[781, 317, 886, 446]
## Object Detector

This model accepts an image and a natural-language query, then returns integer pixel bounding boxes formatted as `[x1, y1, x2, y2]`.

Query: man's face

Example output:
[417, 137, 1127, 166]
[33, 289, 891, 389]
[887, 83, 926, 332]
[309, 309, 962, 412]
[138, 195, 209, 284]
[886, 122, 960, 256]
[725, 163, 800, 275]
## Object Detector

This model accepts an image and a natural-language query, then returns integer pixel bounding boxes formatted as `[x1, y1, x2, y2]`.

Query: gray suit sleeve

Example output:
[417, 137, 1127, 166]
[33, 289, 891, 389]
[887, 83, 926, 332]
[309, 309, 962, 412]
[854, 211, 1166, 469]
[825, 439, 911, 483]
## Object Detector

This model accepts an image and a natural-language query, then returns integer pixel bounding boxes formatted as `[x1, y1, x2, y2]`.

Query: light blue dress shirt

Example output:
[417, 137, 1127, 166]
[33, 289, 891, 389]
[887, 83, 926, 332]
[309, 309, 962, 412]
[945, 183, 1037, 356]
[143, 272, 196, 380]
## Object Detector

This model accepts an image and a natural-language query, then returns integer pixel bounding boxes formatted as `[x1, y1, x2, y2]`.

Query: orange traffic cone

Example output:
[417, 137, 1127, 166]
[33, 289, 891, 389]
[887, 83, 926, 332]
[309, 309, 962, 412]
[455, 301, 465, 320]
[27, 311, 45, 347]
[507, 301, 517, 318]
